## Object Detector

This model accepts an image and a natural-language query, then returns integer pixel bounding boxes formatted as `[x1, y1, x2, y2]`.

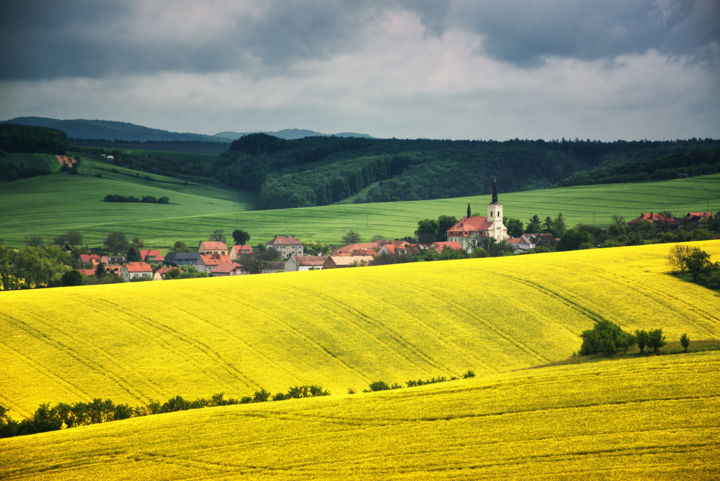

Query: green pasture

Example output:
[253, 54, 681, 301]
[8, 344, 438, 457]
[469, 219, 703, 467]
[1, 160, 719, 248]
[0, 153, 61, 174]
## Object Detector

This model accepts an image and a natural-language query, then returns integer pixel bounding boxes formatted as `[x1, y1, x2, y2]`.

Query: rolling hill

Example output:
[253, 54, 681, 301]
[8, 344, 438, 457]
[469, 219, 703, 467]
[1, 241, 718, 419]
[1, 153, 719, 247]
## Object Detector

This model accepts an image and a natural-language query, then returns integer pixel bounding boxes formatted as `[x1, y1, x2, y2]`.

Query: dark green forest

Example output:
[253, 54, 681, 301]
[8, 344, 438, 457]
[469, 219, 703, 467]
[0, 123, 68, 154]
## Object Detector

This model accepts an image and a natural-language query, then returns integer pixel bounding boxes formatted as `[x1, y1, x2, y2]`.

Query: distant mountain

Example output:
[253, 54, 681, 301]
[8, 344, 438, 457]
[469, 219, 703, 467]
[3, 117, 229, 143]
[214, 128, 372, 141]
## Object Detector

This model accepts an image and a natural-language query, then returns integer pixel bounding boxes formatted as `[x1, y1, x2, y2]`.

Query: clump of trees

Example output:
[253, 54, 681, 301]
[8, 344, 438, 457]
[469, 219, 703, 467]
[667, 245, 720, 290]
[103, 194, 169, 204]
[579, 320, 672, 357]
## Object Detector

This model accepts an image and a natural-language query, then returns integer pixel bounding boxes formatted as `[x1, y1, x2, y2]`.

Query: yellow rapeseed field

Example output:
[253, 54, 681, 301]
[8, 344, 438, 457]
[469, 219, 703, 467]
[0, 240, 719, 418]
[1, 350, 718, 480]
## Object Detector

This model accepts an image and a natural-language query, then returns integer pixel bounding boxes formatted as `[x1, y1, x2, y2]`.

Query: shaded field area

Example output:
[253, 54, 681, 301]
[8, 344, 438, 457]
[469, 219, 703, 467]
[1, 350, 718, 480]
[0, 241, 718, 418]
[1, 162, 719, 247]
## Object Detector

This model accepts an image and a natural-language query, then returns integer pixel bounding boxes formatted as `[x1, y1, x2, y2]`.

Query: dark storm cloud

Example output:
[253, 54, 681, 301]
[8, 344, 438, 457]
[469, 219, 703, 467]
[0, 0, 717, 81]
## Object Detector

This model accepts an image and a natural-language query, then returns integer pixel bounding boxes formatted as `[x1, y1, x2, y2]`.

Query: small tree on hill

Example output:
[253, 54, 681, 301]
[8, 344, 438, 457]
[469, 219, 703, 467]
[342, 231, 361, 244]
[104, 232, 129, 253]
[232, 229, 250, 245]
[635, 329, 649, 354]
[680, 333, 690, 353]
[647, 328, 666, 353]
[210, 230, 226, 244]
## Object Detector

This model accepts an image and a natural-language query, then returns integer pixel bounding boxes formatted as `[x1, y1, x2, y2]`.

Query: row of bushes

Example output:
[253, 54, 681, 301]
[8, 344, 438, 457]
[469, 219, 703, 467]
[0, 385, 329, 438]
[579, 320, 682, 356]
[361, 370, 475, 393]
[103, 194, 169, 204]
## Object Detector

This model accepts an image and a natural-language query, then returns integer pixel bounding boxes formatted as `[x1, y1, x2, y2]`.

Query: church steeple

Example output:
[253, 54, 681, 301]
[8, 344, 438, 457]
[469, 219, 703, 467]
[467, 202, 471, 218]
[491, 179, 498, 204]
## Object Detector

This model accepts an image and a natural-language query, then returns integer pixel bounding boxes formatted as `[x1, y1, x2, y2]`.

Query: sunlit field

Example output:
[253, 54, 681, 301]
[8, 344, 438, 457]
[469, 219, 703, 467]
[2, 350, 718, 480]
[1, 240, 718, 418]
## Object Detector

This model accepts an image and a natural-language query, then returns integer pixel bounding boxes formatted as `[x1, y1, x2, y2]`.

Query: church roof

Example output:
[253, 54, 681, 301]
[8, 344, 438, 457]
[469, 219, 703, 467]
[447, 216, 493, 236]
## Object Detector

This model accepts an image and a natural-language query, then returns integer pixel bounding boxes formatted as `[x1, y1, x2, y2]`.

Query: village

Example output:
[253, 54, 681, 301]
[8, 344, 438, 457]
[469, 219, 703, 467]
[73, 184, 718, 283]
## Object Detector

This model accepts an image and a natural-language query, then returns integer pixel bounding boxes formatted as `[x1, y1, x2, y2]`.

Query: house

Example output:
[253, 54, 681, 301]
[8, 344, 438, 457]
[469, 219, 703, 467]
[266, 236, 304, 258]
[78, 254, 103, 267]
[104, 264, 122, 276]
[284, 255, 329, 272]
[210, 263, 244, 277]
[684, 212, 714, 221]
[153, 266, 181, 281]
[77, 268, 97, 277]
[197, 253, 233, 273]
[431, 241, 464, 252]
[198, 241, 228, 256]
[140, 249, 164, 262]
[121, 262, 153, 281]
[230, 245, 253, 261]
[164, 252, 201, 267]
[629, 212, 677, 225]
[506, 235, 535, 252]
[378, 241, 420, 256]
[333, 241, 384, 257]
[323, 255, 374, 269]
[447, 180, 509, 252]
[107, 254, 126, 264]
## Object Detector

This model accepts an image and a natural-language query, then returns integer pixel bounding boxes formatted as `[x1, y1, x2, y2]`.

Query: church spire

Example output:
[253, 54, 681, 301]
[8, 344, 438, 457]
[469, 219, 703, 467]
[492, 179, 498, 204]
[467, 202, 471, 218]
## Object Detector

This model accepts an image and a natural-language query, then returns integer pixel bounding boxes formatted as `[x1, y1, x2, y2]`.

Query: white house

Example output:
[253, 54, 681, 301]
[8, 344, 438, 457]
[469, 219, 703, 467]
[121, 262, 153, 281]
[284, 255, 328, 272]
[447, 180, 509, 252]
[266, 236, 304, 258]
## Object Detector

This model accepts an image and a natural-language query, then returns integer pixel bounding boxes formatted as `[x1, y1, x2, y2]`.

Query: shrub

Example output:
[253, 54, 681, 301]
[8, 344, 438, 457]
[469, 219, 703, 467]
[579, 320, 635, 356]
[462, 370, 475, 378]
[680, 333, 690, 352]
[368, 380, 390, 391]
[635, 329, 649, 354]
[647, 328, 667, 353]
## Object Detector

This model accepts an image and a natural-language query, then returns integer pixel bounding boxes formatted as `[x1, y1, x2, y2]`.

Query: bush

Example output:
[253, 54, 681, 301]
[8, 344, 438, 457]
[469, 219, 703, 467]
[462, 370, 475, 378]
[579, 320, 635, 356]
[680, 333, 690, 352]
[368, 380, 390, 391]
[635, 329, 649, 354]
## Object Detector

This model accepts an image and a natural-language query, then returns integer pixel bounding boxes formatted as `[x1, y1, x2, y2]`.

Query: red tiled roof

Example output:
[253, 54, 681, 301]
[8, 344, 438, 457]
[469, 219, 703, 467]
[211, 262, 242, 274]
[78, 269, 96, 276]
[199, 254, 233, 266]
[687, 212, 713, 218]
[79, 254, 102, 264]
[231, 245, 253, 254]
[630, 213, 677, 224]
[294, 255, 328, 266]
[328, 255, 374, 267]
[140, 249, 164, 261]
[334, 242, 384, 255]
[382, 244, 396, 255]
[124, 262, 152, 273]
[433, 241, 463, 251]
[447, 216, 493, 236]
[267, 236, 303, 246]
[199, 241, 228, 251]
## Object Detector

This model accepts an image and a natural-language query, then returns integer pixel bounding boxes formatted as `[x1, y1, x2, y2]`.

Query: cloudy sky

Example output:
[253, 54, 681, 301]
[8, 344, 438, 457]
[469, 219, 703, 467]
[1, 0, 718, 140]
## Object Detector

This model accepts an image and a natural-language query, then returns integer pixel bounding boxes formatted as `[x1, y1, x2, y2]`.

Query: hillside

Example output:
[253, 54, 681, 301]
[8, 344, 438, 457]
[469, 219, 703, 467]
[2, 117, 228, 143]
[1, 350, 718, 480]
[1, 241, 718, 418]
[214, 128, 372, 140]
[214, 135, 720, 208]
[1, 166, 719, 248]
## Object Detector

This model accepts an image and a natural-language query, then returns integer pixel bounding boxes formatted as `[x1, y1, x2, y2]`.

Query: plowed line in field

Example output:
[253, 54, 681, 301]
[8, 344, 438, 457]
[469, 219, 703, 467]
[268, 283, 442, 372]
[312, 284, 493, 373]
[12, 304, 166, 400]
[92, 298, 256, 391]
[79, 298, 239, 394]
[0, 341, 91, 402]
[169, 301, 292, 384]
[397, 278, 548, 365]
[0, 393, 30, 419]
[1, 313, 147, 403]
[498, 273, 612, 324]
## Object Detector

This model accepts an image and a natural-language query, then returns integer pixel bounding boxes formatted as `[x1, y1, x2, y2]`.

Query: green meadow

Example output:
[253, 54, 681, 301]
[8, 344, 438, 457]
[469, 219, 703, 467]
[1, 152, 719, 248]
[0, 153, 61, 174]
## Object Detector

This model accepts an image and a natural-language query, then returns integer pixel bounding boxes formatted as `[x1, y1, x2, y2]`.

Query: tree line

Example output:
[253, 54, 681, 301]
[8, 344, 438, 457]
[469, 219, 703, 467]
[104, 194, 170, 204]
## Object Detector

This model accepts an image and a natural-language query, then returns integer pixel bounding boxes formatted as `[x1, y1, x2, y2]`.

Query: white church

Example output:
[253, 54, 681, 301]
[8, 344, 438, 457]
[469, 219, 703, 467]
[446, 180, 509, 252]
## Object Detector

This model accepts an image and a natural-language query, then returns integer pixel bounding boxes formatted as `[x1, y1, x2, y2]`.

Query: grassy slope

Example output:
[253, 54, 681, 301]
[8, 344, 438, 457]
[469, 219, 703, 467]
[1, 350, 718, 480]
[1, 161, 719, 247]
[0, 240, 718, 418]
[0, 153, 61, 173]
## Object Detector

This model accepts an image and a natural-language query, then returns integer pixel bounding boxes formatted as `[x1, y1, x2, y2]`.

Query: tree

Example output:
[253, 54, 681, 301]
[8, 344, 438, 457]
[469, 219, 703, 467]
[126, 246, 141, 262]
[541, 216, 554, 234]
[526, 215, 541, 233]
[26, 235, 43, 247]
[680, 333, 690, 353]
[505, 218, 524, 237]
[171, 241, 194, 253]
[647, 328, 666, 353]
[635, 329, 649, 354]
[342, 231, 361, 244]
[131, 237, 145, 249]
[104, 232, 129, 253]
[95, 262, 106, 277]
[437, 215, 458, 241]
[685, 248, 712, 281]
[415, 219, 439, 244]
[209, 230, 226, 243]
[232, 229, 250, 245]
[557, 228, 591, 251]
[579, 320, 635, 356]
[667, 244, 692, 274]
[61, 270, 83, 286]
[53, 230, 83, 247]
[551, 213, 567, 238]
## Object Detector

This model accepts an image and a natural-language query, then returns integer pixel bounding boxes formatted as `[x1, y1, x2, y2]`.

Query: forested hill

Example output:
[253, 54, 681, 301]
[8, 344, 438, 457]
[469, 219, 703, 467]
[2, 117, 228, 143]
[0, 123, 69, 154]
[213, 135, 720, 209]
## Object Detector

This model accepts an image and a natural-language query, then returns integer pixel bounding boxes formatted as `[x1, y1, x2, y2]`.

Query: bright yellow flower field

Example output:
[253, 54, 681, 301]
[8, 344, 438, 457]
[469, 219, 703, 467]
[1, 350, 719, 480]
[1, 241, 719, 418]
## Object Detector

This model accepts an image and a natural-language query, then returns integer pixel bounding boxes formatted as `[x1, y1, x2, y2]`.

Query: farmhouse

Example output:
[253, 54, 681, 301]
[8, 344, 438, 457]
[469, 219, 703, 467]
[447, 180, 509, 252]
[197, 253, 233, 273]
[210, 263, 243, 277]
[284, 255, 329, 272]
[121, 262, 153, 281]
[266, 236, 304, 258]
[378, 241, 420, 256]
[333, 241, 384, 257]
[140, 249, 164, 262]
[431, 241, 463, 252]
[324, 255, 374, 268]
[164, 252, 201, 267]
[230, 245, 253, 261]
[199, 241, 228, 256]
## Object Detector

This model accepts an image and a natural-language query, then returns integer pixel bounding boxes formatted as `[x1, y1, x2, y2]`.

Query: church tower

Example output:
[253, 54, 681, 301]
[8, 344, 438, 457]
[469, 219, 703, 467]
[487, 179, 508, 241]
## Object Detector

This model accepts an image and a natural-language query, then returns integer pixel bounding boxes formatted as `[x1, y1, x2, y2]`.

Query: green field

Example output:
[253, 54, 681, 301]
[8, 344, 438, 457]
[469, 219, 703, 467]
[1, 152, 719, 247]
[0, 153, 61, 174]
